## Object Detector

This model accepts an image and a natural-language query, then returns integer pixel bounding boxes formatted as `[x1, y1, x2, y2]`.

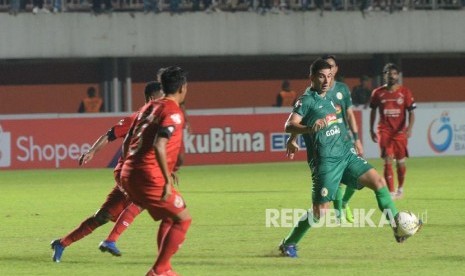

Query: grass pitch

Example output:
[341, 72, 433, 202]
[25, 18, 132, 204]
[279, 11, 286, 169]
[1, 156, 465, 276]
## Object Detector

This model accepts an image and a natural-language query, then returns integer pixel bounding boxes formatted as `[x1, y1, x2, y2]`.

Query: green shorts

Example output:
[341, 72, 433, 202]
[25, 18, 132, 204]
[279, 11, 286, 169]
[311, 148, 372, 204]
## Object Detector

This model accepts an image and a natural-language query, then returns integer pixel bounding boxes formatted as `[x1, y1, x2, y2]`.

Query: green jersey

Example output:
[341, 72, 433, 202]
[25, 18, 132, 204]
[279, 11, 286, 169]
[293, 87, 352, 167]
[326, 81, 353, 145]
[293, 87, 372, 204]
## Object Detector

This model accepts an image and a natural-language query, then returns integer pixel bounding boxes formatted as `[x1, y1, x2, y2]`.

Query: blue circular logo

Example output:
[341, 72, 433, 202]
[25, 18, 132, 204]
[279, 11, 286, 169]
[428, 113, 453, 153]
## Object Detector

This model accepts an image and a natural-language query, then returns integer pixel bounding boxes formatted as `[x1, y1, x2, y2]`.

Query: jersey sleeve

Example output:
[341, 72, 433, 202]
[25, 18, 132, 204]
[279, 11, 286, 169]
[403, 87, 417, 111]
[342, 83, 353, 109]
[106, 113, 137, 142]
[157, 105, 184, 139]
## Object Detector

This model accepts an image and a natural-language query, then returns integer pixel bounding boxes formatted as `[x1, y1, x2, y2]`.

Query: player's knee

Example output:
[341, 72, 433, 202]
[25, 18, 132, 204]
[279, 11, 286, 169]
[94, 209, 112, 225]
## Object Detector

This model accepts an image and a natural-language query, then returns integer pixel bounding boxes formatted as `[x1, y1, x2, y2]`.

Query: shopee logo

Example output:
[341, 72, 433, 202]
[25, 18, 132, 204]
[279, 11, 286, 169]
[16, 136, 91, 168]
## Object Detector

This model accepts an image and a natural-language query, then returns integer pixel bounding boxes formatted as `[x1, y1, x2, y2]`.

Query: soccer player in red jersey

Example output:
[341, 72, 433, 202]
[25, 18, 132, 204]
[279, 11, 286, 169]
[121, 67, 191, 276]
[50, 81, 163, 262]
[369, 63, 416, 200]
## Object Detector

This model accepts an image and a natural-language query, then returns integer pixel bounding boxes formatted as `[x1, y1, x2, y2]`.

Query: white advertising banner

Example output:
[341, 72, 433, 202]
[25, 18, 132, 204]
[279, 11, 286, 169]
[362, 107, 465, 159]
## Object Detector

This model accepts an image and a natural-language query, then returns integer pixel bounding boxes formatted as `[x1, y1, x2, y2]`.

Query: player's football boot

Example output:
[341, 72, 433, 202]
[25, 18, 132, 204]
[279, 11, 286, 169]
[394, 218, 423, 243]
[50, 239, 65, 262]
[279, 239, 298, 258]
[98, 240, 122, 256]
[343, 204, 354, 223]
[146, 269, 180, 276]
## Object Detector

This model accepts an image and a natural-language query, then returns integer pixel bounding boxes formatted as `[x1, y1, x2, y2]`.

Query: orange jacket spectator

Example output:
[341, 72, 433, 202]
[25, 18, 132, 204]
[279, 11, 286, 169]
[78, 87, 104, 113]
[275, 80, 297, 107]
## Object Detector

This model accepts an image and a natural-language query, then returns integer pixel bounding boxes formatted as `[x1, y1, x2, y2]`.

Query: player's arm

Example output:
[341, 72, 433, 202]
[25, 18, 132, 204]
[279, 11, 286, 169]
[346, 108, 363, 156]
[153, 126, 174, 201]
[285, 112, 326, 135]
[79, 134, 109, 166]
[369, 107, 378, 143]
[286, 133, 299, 160]
[406, 110, 415, 138]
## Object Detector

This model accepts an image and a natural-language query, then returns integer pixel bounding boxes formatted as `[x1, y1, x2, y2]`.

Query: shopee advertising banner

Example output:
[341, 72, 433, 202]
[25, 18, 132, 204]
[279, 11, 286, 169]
[0, 112, 310, 170]
[0, 117, 123, 170]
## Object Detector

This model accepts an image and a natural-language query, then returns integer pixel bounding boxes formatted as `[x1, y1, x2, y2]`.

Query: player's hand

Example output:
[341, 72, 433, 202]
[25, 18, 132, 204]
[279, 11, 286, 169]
[406, 128, 412, 138]
[311, 118, 327, 133]
[286, 138, 299, 160]
[79, 151, 94, 166]
[370, 130, 378, 143]
[171, 172, 179, 187]
[354, 139, 364, 156]
[161, 179, 173, 202]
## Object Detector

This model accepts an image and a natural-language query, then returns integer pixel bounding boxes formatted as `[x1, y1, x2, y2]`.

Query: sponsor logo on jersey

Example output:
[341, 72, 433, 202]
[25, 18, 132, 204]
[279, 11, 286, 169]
[170, 113, 182, 124]
[325, 114, 338, 127]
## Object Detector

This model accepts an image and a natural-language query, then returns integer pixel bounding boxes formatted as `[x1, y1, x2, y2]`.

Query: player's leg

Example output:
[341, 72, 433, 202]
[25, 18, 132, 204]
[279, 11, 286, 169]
[146, 191, 192, 275]
[51, 186, 128, 262]
[279, 201, 329, 258]
[332, 184, 345, 220]
[99, 203, 143, 257]
[393, 136, 408, 199]
[379, 131, 395, 194]
[280, 162, 341, 257]
[341, 186, 355, 223]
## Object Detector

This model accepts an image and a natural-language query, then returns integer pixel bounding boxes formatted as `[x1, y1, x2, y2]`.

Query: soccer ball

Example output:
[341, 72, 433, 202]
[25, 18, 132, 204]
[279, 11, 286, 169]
[395, 211, 421, 237]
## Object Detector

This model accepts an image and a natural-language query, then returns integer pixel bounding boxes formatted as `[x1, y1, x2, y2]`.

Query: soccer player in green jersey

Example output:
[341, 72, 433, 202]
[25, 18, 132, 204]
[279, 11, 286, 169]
[322, 54, 362, 223]
[279, 58, 419, 258]
[286, 55, 362, 223]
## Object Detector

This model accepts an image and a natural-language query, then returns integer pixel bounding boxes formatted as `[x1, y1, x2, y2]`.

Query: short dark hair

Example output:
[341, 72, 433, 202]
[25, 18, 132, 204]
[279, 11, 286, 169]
[160, 66, 187, 94]
[310, 58, 332, 76]
[383, 63, 399, 74]
[87, 87, 96, 97]
[321, 54, 337, 65]
[144, 81, 161, 99]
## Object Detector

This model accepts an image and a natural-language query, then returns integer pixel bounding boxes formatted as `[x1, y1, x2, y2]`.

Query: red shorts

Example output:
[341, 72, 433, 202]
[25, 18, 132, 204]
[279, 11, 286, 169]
[121, 174, 187, 221]
[100, 185, 132, 222]
[378, 130, 409, 160]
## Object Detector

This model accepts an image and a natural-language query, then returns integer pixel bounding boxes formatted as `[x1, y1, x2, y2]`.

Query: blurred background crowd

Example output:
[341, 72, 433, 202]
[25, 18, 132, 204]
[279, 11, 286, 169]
[2, 0, 464, 15]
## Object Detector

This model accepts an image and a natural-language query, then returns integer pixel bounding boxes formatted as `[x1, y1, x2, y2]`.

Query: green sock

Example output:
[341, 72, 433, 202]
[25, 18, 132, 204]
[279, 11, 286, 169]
[333, 185, 345, 218]
[284, 212, 316, 245]
[375, 186, 399, 221]
[342, 186, 356, 208]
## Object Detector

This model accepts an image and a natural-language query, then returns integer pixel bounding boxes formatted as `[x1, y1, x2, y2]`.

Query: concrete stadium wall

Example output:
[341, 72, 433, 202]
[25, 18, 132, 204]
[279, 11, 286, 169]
[2, 76, 465, 114]
[1, 10, 465, 59]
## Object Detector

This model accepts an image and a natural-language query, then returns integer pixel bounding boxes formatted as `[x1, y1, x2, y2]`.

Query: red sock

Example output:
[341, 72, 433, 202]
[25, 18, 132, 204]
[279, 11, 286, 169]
[60, 217, 100, 247]
[106, 203, 142, 242]
[154, 219, 191, 274]
[384, 163, 394, 192]
[397, 165, 406, 190]
[157, 218, 174, 251]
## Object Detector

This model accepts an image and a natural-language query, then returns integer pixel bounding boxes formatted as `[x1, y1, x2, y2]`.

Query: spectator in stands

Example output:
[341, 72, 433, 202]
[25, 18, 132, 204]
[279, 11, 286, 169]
[52, 0, 63, 13]
[351, 75, 372, 109]
[9, 0, 20, 15]
[143, 0, 159, 13]
[275, 80, 297, 107]
[78, 87, 104, 113]
[92, 0, 113, 14]
[32, 0, 50, 13]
